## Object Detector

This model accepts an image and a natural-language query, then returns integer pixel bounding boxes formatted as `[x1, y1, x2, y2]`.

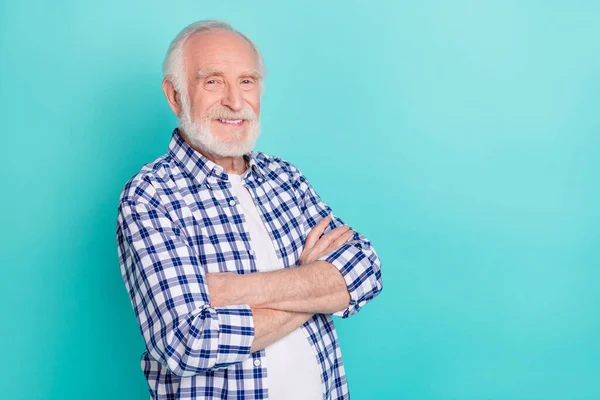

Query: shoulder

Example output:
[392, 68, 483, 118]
[118, 154, 178, 206]
[251, 150, 307, 188]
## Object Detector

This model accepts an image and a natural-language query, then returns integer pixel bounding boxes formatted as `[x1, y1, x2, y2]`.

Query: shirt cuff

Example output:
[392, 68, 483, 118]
[317, 242, 369, 318]
[213, 304, 255, 367]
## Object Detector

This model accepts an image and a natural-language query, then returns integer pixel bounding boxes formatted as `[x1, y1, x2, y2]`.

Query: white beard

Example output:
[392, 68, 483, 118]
[178, 98, 261, 158]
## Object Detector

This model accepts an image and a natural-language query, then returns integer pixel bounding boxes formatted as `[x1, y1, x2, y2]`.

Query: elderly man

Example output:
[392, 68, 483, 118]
[116, 20, 383, 400]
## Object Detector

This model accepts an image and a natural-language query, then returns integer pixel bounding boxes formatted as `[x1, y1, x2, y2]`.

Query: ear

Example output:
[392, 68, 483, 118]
[162, 78, 183, 117]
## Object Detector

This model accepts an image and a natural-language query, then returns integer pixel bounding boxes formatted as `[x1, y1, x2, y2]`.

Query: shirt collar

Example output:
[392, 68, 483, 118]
[167, 127, 264, 187]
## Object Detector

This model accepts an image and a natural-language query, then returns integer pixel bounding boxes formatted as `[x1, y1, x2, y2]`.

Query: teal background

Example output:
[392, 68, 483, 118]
[1, 1, 599, 399]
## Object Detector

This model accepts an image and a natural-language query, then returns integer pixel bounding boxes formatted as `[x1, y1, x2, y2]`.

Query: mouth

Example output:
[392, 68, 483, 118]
[215, 119, 246, 127]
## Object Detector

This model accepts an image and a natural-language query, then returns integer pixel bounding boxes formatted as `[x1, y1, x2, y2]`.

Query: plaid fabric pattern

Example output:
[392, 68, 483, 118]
[116, 128, 383, 399]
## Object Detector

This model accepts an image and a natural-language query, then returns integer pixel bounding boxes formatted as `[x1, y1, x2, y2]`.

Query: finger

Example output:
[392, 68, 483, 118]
[308, 229, 353, 262]
[303, 224, 345, 262]
[321, 230, 355, 255]
[310, 225, 349, 255]
[322, 225, 350, 241]
[304, 215, 331, 250]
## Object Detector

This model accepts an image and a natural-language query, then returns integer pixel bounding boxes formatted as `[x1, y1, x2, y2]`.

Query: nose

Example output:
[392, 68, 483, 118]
[221, 83, 243, 112]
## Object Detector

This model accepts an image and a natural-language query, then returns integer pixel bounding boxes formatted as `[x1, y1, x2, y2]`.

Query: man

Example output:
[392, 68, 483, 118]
[116, 20, 383, 400]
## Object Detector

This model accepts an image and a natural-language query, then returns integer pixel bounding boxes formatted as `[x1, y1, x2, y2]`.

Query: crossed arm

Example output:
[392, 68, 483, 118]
[207, 215, 354, 352]
[117, 164, 382, 376]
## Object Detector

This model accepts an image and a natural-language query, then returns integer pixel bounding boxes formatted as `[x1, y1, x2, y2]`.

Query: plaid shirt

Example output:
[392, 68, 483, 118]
[116, 128, 383, 399]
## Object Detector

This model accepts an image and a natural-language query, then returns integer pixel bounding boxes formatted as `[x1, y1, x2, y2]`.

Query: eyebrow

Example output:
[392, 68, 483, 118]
[195, 68, 262, 81]
[241, 70, 263, 80]
[196, 68, 224, 80]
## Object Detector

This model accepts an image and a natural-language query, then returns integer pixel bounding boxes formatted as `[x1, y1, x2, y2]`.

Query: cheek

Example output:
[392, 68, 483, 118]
[190, 95, 218, 119]
[246, 94, 261, 116]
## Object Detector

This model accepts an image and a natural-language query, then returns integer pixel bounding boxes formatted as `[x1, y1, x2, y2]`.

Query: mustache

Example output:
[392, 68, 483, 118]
[206, 105, 257, 121]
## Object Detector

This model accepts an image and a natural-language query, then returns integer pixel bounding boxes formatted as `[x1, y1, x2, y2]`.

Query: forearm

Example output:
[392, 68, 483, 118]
[242, 260, 350, 314]
[250, 308, 312, 352]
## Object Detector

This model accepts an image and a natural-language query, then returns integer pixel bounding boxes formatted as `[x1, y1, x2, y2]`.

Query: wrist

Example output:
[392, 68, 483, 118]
[228, 273, 250, 304]
[240, 271, 276, 308]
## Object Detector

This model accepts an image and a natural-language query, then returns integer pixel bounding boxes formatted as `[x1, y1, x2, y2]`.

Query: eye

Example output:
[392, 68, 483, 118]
[204, 76, 223, 85]
[203, 77, 224, 91]
[241, 78, 254, 85]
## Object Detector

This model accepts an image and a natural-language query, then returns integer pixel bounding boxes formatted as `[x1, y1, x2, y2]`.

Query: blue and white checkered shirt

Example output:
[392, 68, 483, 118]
[116, 128, 383, 399]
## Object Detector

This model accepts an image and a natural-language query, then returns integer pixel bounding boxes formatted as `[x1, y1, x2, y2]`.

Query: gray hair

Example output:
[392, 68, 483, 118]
[162, 20, 266, 97]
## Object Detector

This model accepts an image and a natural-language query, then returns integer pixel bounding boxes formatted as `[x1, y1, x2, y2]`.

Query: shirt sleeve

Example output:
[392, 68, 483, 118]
[116, 179, 255, 377]
[288, 162, 384, 319]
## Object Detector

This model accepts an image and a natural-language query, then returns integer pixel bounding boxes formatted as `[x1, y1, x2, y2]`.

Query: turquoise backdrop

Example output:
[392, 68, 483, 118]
[1, 1, 599, 399]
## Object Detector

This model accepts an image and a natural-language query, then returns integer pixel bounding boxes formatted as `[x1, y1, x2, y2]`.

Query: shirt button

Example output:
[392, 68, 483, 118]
[206, 183, 211, 189]
[257, 177, 263, 182]
[249, 249, 255, 256]
[254, 359, 261, 367]
[229, 199, 236, 206]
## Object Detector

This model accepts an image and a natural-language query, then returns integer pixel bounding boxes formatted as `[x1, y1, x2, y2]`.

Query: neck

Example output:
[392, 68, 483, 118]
[208, 153, 248, 175]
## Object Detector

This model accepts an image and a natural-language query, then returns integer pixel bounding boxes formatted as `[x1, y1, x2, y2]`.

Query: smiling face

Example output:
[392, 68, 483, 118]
[176, 28, 262, 157]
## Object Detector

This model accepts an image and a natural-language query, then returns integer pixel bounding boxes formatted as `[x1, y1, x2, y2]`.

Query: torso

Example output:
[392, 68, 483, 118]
[229, 171, 323, 400]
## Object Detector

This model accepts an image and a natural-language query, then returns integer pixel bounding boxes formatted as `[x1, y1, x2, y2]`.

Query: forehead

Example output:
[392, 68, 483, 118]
[183, 29, 259, 74]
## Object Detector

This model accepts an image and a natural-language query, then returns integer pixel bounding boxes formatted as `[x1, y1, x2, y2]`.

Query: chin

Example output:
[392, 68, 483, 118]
[182, 124, 259, 158]
[212, 140, 256, 157]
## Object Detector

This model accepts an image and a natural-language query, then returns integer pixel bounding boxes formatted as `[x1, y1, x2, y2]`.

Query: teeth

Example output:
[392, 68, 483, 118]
[219, 119, 243, 124]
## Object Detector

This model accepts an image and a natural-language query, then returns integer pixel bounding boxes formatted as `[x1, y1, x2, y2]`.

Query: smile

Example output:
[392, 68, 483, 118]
[216, 119, 245, 126]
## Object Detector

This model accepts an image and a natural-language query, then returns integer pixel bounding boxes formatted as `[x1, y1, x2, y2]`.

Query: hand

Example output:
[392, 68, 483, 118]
[299, 215, 354, 265]
[206, 272, 242, 307]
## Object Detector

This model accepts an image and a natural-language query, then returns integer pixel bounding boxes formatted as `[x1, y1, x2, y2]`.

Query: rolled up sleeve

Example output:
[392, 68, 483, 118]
[288, 163, 383, 318]
[116, 179, 254, 377]
[317, 238, 382, 318]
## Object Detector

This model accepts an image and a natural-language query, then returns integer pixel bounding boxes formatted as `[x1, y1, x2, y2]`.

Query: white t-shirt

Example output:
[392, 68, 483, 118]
[228, 171, 323, 400]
